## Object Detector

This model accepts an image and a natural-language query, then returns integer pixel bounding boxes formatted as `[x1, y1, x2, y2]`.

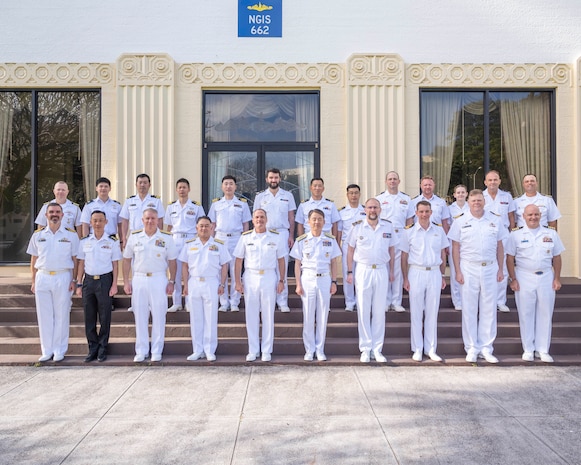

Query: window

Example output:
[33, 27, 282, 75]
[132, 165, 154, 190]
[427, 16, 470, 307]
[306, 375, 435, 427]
[203, 91, 319, 210]
[420, 90, 554, 200]
[0, 90, 100, 263]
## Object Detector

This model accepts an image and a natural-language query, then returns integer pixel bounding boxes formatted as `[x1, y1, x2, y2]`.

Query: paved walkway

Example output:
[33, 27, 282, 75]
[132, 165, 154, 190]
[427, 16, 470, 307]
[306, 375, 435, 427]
[1, 365, 580, 465]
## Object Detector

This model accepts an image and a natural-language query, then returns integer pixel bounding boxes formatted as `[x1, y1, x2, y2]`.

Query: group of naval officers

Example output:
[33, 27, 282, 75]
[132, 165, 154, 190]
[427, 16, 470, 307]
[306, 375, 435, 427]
[27, 168, 564, 365]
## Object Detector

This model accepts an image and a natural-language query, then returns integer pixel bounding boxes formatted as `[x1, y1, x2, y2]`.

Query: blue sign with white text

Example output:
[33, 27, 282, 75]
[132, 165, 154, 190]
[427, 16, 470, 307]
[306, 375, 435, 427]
[238, 0, 282, 37]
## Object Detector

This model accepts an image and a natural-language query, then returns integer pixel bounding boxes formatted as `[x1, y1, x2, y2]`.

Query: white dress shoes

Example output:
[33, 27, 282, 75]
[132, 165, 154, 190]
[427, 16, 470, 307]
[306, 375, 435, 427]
[261, 353, 271, 362]
[316, 351, 327, 361]
[497, 304, 510, 313]
[539, 352, 554, 363]
[428, 351, 443, 362]
[466, 353, 478, 363]
[187, 352, 206, 361]
[373, 351, 387, 363]
[480, 353, 499, 364]
[412, 350, 423, 362]
[360, 351, 371, 363]
[167, 304, 182, 312]
[304, 352, 314, 361]
[206, 353, 217, 362]
[522, 351, 534, 362]
[151, 354, 162, 362]
[133, 354, 146, 362]
[246, 353, 257, 362]
[53, 354, 64, 362]
[38, 354, 53, 362]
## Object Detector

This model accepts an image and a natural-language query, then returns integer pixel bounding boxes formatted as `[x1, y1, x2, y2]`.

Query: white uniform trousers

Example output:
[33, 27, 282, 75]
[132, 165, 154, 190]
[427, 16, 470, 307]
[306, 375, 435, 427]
[496, 237, 509, 307]
[300, 271, 332, 354]
[460, 261, 498, 356]
[34, 270, 73, 357]
[408, 267, 441, 354]
[355, 265, 388, 353]
[514, 268, 555, 353]
[132, 273, 168, 357]
[275, 229, 290, 308]
[243, 269, 277, 355]
[448, 243, 461, 309]
[186, 276, 219, 356]
[171, 234, 189, 307]
[387, 230, 403, 308]
[341, 241, 356, 308]
[218, 233, 242, 308]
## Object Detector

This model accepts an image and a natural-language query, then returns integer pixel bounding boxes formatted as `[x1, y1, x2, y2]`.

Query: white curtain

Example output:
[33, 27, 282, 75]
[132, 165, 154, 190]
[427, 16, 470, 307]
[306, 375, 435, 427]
[420, 93, 463, 197]
[0, 94, 14, 186]
[500, 93, 551, 196]
[78, 94, 100, 202]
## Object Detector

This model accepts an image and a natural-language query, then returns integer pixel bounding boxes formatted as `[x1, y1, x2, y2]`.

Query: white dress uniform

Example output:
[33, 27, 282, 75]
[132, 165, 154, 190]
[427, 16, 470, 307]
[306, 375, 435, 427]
[448, 202, 470, 309]
[80, 197, 122, 236]
[505, 226, 565, 354]
[254, 188, 297, 309]
[514, 192, 561, 227]
[408, 194, 451, 228]
[36, 199, 82, 231]
[123, 228, 178, 358]
[179, 236, 231, 357]
[208, 196, 252, 309]
[233, 229, 286, 357]
[164, 199, 206, 308]
[376, 190, 412, 309]
[76, 233, 122, 356]
[448, 211, 508, 357]
[400, 222, 448, 355]
[26, 226, 79, 359]
[290, 232, 342, 356]
[348, 219, 395, 354]
[484, 188, 516, 309]
[119, 193, 165, 233]
[295, 197, 341, 234]
[338, 205, 366, 309]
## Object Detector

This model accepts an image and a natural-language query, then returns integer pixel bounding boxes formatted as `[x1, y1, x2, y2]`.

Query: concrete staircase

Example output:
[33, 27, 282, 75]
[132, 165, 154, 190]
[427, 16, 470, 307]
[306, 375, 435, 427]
[1, 277, 580, 365]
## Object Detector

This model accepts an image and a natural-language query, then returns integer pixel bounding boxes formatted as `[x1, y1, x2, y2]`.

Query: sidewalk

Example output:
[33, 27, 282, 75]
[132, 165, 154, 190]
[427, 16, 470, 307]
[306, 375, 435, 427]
[1, 365, 580, 465]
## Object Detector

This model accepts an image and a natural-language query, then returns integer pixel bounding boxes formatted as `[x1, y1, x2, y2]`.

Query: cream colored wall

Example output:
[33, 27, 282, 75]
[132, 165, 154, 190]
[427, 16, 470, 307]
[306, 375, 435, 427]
[0, 55, 578, 276]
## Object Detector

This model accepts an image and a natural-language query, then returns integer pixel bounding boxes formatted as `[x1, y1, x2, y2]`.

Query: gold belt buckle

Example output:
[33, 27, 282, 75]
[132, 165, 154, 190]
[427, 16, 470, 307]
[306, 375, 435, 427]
[259, 270, 264, 275]
[146, 272, 153, 277]
[371, 264, 377, 269]
[199, 277, 205, 282]
[49, 271, 56, 275]
[426, 267, 432, 271]
[93, 275, 100, 280]
[481, 262, 487, 266]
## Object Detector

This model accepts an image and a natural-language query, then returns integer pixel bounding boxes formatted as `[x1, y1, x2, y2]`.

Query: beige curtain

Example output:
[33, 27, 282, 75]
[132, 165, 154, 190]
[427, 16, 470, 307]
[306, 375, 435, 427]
[500, 93, 551, 196]
[79, 94, 100, 202]
[420, 93, 463, 197]
[0, 94, 14, 186]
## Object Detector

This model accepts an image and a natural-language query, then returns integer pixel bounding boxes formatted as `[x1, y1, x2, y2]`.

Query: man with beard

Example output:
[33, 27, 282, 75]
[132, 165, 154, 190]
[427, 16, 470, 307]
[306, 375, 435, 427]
[346, 198, 395, 363]
[27, 203, 80, 362]
[253, 168, 297, 312]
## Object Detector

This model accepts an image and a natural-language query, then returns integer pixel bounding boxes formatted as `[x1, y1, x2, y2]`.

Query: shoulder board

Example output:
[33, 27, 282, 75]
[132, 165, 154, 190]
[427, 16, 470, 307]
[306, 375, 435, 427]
[269, 229, 280, 234]
[489, 211, 500, 216]
[339, 206, 346, 211]
[42, 201, 50, 206]
[193, 200, 201, 205]
[544, 225, 556, 230]
[169, 200, 178, 205]
[214, 238, 225, 245]
[301, 199, 309, 203]
[66, 227, 76, 233]
[256, 189, 266, 195]
[35, 226, 46, 232]
[132, 229, 143, 234]
[512, 226, 522, 231]
[376, 191, 385, 197]
[160, 230, 172, 235]
[453, 213, 464, 219]
[431, 222, 442, 227]
[353, 220, 363, 226]
[128, 195, 136, 199]
[296, 233, 308, 242]
[80, 235, 90, 240]
[109, 234, 119, 241]
[242, 230, 253, 235]
[325, 197, 334, 202]
[113, 199, 121, 204]
[401, 191, 409, 197]
[212, 198, 220, 203]
[380, 218, 392, 223]
[186, 237, 197, 243]
[405, 223, 414, 229]
[72, 202, 79, 207]
[86, 199, 95, 204]
[324, 232, 335, 239]
[412, 194, 421, 200]
[238, 197, 248, 202]
[150, 194, 159, 199]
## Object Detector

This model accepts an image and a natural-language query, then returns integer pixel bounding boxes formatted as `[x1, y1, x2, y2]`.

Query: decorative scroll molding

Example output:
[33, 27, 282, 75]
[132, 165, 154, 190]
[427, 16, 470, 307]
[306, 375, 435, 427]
[407, 63, 571, 86]
[178, 62, 343, 86]
[116, 54, 174, 86]
[0, 63, 113, 86]
[347, 54, 404, 85]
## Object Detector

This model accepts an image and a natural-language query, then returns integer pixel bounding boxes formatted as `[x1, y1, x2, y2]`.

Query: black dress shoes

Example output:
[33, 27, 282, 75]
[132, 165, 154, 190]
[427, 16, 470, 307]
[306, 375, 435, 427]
[84, 352, 98, 363]
[97, 353, 107, 362]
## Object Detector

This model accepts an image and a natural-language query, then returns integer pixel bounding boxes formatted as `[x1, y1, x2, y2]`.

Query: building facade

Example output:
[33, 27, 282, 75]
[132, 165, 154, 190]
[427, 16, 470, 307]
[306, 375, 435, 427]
[1, 1, 580, 277]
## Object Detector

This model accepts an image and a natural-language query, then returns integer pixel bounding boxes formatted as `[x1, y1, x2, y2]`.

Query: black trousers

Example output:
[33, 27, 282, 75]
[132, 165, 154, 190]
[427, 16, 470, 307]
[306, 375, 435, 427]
[82, 272, 113, 356]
